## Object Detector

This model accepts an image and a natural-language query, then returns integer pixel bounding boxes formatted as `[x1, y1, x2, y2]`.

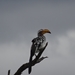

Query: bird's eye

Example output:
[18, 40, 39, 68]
[38, 29, 43, 34]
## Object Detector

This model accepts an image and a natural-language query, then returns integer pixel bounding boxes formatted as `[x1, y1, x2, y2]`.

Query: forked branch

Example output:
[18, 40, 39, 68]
[8, 42, 48, 75]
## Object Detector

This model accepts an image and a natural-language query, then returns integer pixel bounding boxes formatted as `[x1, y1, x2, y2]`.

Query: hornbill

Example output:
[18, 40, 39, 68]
[28, 29, 51, 74]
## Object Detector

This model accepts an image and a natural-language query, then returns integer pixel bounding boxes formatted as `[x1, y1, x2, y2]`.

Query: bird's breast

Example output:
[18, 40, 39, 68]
[39, 40, 46, 49]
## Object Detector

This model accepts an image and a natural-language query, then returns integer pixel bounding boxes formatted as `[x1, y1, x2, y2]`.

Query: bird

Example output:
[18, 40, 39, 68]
[28, 29, 51, 74]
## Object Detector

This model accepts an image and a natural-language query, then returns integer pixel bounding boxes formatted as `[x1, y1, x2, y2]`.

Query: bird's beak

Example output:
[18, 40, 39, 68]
[42, 29, 51, 34]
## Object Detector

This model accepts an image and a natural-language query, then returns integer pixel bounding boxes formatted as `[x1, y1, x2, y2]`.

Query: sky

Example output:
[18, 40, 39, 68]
[0, 0, 75, 75]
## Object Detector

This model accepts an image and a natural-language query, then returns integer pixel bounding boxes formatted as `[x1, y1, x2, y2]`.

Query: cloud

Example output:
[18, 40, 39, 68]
[0, 1, 75, 43]
[0, 1, 75, 75]
[0, 30, 75, 75]
[48, 30, 75, 58]
[57, 30, 75, 57]
[0, 41, 30, 75]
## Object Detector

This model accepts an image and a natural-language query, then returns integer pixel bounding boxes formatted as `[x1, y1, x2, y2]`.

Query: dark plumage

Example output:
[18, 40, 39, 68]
[28, 29, 51, 74]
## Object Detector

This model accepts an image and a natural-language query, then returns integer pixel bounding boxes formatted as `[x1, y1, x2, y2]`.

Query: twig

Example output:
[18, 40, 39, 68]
[8, 70, 10, 75]
[37, 56, 48, 63]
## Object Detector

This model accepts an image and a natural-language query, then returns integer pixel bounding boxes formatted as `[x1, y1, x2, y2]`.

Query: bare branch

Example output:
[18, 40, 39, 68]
[8, 70, 10, 75]
[37, 56, 48, 63]
[12, 42, 48, 75]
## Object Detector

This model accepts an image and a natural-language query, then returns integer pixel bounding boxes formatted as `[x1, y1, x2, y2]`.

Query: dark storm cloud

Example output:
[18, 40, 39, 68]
[0, 0, 75, 43]
[0, 1, 75, 75]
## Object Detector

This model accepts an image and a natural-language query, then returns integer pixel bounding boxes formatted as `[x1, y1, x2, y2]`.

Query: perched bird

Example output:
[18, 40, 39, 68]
[28, 29, 51, 74]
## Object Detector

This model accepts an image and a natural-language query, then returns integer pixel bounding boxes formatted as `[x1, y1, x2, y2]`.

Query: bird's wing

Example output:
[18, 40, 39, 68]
[32, 37, 42, 50]
[28, 38, 39, 74]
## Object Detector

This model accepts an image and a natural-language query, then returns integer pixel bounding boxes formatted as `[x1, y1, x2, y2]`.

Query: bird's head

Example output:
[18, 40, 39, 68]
[38, 29, 51, 36]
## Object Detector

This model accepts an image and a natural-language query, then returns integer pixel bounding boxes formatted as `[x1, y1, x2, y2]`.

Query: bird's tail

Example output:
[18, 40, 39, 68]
[28, 55, 32, 74]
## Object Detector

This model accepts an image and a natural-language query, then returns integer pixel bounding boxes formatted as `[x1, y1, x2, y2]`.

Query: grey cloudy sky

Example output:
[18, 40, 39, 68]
[0, 0, 75, 75]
